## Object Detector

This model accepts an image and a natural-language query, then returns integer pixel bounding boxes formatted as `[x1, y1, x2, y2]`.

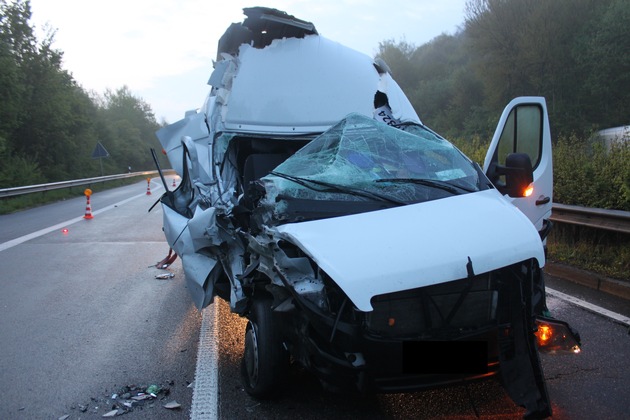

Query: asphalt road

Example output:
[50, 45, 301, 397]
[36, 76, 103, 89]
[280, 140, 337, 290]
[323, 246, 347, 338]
[1, 180, 200, 419]
[1, 179, 628, 419]
[214, 286, 630, 420]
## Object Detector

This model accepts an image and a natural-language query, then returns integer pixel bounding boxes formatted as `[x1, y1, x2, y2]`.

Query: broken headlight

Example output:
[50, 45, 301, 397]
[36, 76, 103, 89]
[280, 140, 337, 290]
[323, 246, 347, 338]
[534, 316, 581, 354]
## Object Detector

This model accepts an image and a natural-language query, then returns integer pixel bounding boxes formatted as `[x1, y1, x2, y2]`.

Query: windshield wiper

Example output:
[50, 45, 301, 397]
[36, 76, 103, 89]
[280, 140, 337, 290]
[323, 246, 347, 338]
[376, 178, 476, 194]
[269, 171, 406, 205]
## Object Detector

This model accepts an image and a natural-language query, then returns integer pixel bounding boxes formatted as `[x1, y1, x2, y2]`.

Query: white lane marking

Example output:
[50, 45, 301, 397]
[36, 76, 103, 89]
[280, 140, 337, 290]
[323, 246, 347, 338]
[191, 302, 219, 420]
[0, 185, 162, 253]
[547, 287, 630, 327]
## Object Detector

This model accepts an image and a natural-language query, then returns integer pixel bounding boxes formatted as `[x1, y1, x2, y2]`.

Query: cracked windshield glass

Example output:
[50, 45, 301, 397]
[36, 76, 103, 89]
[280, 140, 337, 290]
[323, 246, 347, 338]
[263, 113, 483, 206]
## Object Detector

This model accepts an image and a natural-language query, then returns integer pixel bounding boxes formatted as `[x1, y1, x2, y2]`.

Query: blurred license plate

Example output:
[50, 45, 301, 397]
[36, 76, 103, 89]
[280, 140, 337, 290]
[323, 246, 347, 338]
[402, 341, 488, 374]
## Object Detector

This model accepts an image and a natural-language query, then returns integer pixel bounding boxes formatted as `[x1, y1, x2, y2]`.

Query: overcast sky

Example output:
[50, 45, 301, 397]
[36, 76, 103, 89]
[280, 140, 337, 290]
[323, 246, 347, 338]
[28, 0, 468, 124]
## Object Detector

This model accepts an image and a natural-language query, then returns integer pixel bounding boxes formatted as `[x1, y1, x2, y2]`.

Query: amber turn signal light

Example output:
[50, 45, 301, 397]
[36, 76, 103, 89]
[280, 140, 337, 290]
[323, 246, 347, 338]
[534, 316, 581, 354]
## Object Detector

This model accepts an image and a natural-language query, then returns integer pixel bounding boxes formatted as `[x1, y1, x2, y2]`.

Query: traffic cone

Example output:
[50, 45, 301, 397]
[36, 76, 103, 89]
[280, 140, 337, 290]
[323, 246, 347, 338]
[146, 178, 152, 195]
[84, 193, 94, 219]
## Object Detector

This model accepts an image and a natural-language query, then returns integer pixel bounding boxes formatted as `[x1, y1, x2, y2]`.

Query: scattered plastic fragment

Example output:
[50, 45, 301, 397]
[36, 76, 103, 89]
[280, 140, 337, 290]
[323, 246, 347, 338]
[59, 415, 70, 420]
[111, 393, 118, 399]
[102, 409, 119, 417]
[163, 400, 181, 409]
[187, 381, 195, 388]
[155, 273, 175, 280]
[146, 384, 160, 395]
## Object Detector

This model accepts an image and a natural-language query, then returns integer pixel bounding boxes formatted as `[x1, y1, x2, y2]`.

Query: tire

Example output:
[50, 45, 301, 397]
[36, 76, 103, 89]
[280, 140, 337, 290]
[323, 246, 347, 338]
[240, 296, 289, 398]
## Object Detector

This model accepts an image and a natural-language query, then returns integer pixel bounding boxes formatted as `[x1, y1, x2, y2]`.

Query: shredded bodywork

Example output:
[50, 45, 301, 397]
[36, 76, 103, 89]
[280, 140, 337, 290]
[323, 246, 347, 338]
[152, 7, 580, 417]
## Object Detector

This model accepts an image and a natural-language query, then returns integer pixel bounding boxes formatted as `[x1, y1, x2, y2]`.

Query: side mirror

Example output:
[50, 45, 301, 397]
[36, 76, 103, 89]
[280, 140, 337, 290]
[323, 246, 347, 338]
[504, 153, 534, 197]
[491, 152, 534, 198]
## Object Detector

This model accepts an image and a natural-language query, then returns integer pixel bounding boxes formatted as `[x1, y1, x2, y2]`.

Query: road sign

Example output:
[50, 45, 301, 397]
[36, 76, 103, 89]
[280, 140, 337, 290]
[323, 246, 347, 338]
[91, 142, 110, 159]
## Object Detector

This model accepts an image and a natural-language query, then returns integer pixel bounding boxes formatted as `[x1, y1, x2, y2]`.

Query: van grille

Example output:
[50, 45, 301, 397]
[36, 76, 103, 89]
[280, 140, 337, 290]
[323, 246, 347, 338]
[366, 275, 497, 339]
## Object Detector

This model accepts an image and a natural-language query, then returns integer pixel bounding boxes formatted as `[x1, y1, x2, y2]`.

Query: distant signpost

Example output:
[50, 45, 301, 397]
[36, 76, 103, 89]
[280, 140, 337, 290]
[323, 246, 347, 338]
[91, 141, 110, 176]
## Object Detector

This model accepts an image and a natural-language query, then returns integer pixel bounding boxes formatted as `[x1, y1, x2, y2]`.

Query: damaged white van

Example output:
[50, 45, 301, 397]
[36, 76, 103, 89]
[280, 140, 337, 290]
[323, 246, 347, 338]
[152, 7, 580, 418]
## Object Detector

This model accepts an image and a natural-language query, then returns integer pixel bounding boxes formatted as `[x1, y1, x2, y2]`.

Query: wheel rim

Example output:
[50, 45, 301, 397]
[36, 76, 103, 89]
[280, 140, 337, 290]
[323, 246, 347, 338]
[244, 321, 259, 386]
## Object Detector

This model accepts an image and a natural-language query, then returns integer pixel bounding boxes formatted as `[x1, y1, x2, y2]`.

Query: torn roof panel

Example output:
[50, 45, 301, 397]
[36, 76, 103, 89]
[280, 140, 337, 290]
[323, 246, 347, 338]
[220, 36, 421, 135]
[218, 7, 317, 58]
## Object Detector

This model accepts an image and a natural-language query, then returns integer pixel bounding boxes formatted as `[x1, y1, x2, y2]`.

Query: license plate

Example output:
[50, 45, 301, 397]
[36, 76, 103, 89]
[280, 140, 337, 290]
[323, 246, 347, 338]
[402, 341, 488, 374]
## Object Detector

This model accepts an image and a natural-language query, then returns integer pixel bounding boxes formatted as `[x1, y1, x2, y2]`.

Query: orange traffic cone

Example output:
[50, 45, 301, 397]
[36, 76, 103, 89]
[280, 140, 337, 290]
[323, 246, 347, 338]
[146, 178, 152, 195]
[83, 189, 94, 219]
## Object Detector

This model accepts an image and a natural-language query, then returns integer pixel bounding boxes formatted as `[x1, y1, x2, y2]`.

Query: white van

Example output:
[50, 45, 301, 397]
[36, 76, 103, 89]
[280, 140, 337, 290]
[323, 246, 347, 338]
[153, 7, 580, 418]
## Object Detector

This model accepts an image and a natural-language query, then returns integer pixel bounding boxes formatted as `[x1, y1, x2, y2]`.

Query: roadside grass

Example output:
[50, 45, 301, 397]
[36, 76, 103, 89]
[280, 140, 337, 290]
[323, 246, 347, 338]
[0, 176, 149, 215]
[547, 223, 630, 281]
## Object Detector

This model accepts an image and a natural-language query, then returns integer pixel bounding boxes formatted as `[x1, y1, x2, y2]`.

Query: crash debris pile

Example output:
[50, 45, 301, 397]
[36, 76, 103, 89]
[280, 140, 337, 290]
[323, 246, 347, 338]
[58, 381, 187, 418]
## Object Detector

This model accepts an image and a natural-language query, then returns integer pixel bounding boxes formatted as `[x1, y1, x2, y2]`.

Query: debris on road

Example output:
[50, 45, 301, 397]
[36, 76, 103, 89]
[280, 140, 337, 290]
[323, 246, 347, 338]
[155, 272, 175, 280]
[163, 400, 181, 409]
[153, 248, 178, 269]
[146, 384, 160, 397]
[67, 381, 188, 417]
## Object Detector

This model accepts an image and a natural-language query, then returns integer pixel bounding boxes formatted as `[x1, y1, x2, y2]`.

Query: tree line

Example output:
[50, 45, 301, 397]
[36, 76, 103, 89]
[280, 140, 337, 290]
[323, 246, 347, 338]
[0, 0, 166, 188]
[376, 0, 629, 140]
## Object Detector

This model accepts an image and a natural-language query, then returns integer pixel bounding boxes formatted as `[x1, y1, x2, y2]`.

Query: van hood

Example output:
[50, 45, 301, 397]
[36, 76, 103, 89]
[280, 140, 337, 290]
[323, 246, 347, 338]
[275, 189, 545, 311]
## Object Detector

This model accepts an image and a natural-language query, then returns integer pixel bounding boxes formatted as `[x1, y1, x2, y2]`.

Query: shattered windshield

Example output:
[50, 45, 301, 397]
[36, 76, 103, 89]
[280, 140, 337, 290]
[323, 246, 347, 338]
[262, 113, 484, 208]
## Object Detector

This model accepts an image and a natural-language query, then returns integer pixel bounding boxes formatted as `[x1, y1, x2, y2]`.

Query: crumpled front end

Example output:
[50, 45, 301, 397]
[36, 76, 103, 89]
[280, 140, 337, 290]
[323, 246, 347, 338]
[256, 225, 555, 417]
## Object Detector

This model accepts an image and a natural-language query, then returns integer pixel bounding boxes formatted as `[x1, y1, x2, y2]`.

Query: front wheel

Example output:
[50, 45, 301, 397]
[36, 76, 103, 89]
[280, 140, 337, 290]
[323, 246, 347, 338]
[240, 296, 289, 398]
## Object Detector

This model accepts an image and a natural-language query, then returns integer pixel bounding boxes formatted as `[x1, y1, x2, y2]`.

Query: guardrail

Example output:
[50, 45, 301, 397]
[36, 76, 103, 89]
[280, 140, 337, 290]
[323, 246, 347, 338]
[550, 203, 630, 234]
[1, 175, 628, 234]
[0, 170, 173, 198]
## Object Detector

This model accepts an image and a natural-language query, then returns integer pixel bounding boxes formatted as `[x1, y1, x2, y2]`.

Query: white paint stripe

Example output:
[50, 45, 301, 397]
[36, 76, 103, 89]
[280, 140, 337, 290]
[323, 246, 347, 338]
[0, 186, 161, 253]
[547, 287, 630, 327]
[191, 302, 219, 420]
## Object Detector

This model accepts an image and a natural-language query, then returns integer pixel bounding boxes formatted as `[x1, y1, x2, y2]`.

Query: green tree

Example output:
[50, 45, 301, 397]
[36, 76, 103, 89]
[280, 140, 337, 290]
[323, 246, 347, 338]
[97, 86, 162, 173]
[376, 38, 418, 92]
[463, 0, 612, 136]
[376, 33, 485, 138]
[574, 0, 630, 129]
[0, 0, 32, 156]
[0, 1, 164, 187]
[10, 25, 100, 181]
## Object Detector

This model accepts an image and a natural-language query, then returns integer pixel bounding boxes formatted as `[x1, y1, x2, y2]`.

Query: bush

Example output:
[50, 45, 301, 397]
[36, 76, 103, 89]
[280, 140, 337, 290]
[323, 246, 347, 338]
[0, 153, 46, 189]
[450, 135, 489, 166]
[554, 135, 629, 211]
